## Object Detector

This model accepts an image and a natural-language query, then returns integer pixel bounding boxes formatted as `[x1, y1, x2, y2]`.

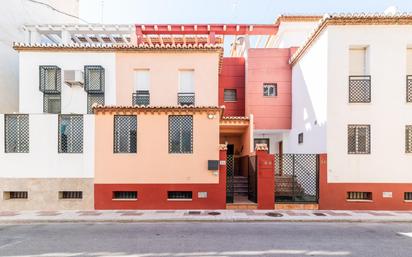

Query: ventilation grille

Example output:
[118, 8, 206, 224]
[168, 191, 192, 200]
[113, 191, 137, 200]
[347, 192, 372, 200]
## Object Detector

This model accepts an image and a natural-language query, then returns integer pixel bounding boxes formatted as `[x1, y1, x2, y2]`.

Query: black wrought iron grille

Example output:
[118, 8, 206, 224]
[132, 90, 150, 106]
[87, 93, 104, 114]
[405, 192, 412, 201]
[60, 191, 83, 199]
[168, 115, 193, 153]
[226, 154, 234, 203]
[347, 191, 372, 200]
[9, 191, 28, 199]
[407, 75, 412, 102]
[247, 155, 257, 203]
[39, 66, 61, 93]
[113, 191, 137, 199]
[406, 125, 412, 153]
[58, 115, 83, 153]
[84, 65, 105, 93]
[5, 114, 29, 153]
[167, 191, 193, 199]
[349, 75, 371, 103]
[177, 92, 195, 106]
[114, 115, 137, 153]
[274, 154, 319, 203]
[43, 93, 61, 114]
[348, 125, 370, 154]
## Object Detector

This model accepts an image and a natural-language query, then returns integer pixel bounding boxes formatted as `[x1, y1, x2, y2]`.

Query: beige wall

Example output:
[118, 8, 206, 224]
[95, 111, 220, 184]
[116, 52, 220, 106]
[0, 178, 93, 211]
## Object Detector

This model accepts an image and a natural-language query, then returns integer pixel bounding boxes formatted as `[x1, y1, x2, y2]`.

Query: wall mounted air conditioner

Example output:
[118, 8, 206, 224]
[64, 70, 84, 87]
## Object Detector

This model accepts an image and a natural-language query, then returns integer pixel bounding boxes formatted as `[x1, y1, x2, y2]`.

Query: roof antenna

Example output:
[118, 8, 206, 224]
[384, 6, 398, 15]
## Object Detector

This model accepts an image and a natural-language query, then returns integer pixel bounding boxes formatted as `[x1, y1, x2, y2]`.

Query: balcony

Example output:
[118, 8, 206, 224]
[132, 90, 150, 106]
[178, 92, 195, 106]
[407, 75, 412, 102]
[349, 75, 371, 103]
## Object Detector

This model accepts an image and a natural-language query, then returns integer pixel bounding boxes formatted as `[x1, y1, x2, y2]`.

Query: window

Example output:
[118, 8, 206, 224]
[59, 191, 83, 199]
[133, 70, 150, 106]
[406, 125, 412, 153]
[254, 138, 269, 151]
[298, 133, 304, 144]
[5, 114, 29, 153]
[263, 83, 277, 96]
[178, 70, 195, 106]
[348, 125, 370, 154]
[349, 47, 370, 103]
[87, 93, 104, 114]
[407, 75, 412, 103]
[4, 191, 28, 200]
[58, 115, 83, 153]
[85, 66, 105, 114]
[114, 115, 137, 153]
[168, 191, 192, 200]
[113, 191, 137, 200]
[40, 66, 61, 114]
[347, 192, 372, 201]
[169, 115, 193, 153]
[224, 89, 237, 102]
[405, 192, 412, 201]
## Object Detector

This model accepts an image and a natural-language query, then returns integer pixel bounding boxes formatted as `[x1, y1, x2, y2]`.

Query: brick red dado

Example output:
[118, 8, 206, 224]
[318, 154, 412, 210]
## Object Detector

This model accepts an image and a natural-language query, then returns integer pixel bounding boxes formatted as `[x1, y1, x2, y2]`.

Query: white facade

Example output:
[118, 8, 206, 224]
[0, 114, 94, 178]
[271, 21, 320, 48]
[18, 51, 116, 114]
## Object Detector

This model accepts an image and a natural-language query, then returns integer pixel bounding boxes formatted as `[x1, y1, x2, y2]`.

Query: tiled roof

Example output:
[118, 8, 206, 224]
[93, 105, 222, 110]
[290, 13, 412, 65]
[274, 14, 323, 25]
[222, 116, 250, 120]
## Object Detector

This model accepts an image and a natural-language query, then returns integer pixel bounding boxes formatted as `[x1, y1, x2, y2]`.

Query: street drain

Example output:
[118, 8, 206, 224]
[265, 212, 283, 217]
[188, 211, 202, 215]
[313, 212, 326, 216]
[208, 211, 221, 216]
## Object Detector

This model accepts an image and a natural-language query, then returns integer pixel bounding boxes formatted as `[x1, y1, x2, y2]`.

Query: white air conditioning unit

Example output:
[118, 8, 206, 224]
[64, 70, 84, 87]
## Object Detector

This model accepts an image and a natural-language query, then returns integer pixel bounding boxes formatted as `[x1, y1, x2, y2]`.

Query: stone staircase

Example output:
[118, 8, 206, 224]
[275, 175, 304, 197]
[234, 176, 248, 197]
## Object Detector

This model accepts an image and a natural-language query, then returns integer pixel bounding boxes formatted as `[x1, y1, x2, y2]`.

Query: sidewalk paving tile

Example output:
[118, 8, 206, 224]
[77, 211, 102, 216]
[0, 211, 19, 217]
[37, 211, 61, 216]
[285, 211, 310, 216]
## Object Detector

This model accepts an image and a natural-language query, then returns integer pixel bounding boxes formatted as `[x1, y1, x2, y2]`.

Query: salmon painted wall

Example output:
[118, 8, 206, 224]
[245, 48, 292, 130]
[219, 57, 245, 116]
[116, 52, 220, 106]
[94, 111, 220, 184]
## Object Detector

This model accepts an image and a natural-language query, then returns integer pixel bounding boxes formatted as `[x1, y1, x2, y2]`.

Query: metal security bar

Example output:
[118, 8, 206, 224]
[407, 75, 412, 103]
[349, 75, 371, 103]
[39, 66, 61, 93]
[168, 115, 193, 153]
[406, 125, 412, 153]
[247, 155, 257, 203]
[114, 115, 137, 153]
[87, 93, 104, 114]
[8, 191, 28, 199]
[43, 93, 61, 113]
[348, 125, 370, 154]
[274, 154, 319, 203]
[5, 114, 29, 153]
[60, 191, 83, 199]
[132, 90, 150, 106]
[347, 192, 372, 200]
[113, 191, 137, 199]
[58, 115, 83, 153]
[226, 154, 234, 203]
[84, 65, 105, 93]
[167, 191, 193, 199]
[177, 92, 195, 106]
[405, 192, 412, 201]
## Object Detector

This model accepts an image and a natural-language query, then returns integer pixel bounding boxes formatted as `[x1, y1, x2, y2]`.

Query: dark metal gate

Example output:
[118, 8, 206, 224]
[247, 155, 257, 203]
[274, 154, 319, 203]
[226, 154, 234, 203]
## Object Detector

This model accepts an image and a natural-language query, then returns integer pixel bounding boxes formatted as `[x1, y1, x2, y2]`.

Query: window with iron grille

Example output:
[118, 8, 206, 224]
[263, 83, 277, 96]
[347, 192, 372, 200]
[348, 125, 370, 154]
[405, 192, 412, 201]
[114, 115, 137, 153]
[406, 125, 412, 153]
[349, 75, 371, 103]
[87, 93, 104, 114]
[132, 90, 150, 106]
[84, 66, 105, 93]
[224, 89, 237, 102]
[43, 93, 61, 114]
[113, 191, 137, 200]
[4, 191, 28, 199]
[168, 191, 192, 200]
[168, 115, 193, 154]
[298, 133, 304, 144]
[407, 75, 412, 103]
[39, 66, 61, 93]
[177, 93, 195, 106]
[5, 114, 29, 153]
[58, 115, 83, 153]
[59, 191, 83, 199]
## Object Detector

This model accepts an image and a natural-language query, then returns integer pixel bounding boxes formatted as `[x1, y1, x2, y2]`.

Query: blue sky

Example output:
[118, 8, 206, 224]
[80, 0, 412, 24]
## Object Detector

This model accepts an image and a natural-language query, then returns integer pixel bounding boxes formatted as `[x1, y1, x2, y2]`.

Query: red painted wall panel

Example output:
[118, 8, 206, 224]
[256, 150, 275, 209]
[219, 57, 245, 117]
[245, 48, 292, 130]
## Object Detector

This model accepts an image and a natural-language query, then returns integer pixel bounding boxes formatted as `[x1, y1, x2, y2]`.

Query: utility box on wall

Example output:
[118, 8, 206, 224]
[208, 160, 219, 170]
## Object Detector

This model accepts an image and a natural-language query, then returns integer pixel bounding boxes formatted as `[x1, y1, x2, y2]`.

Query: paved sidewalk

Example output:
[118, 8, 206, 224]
[1, 210, 412, 223]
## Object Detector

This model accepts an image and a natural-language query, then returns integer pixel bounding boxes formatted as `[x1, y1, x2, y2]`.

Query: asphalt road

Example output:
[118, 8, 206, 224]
[0, 222, 411, 257]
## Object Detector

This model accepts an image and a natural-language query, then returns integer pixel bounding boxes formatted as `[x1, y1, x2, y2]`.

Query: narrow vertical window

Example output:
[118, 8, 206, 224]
[169, 115, 193, 153]
[114, 115, 137, 153]
[406, 125, 412, 153]
[349, 47, 371, 103]
[348, 125, 370, 154]
[40, 66, 61, 113]
[58, 115, 83, 153]
[85, 66, 105, 114]
[406, 48, 412, 103]
[132, 70, 150, 106]
[178, 70, 195, 106]
[5, 114, 29, 153]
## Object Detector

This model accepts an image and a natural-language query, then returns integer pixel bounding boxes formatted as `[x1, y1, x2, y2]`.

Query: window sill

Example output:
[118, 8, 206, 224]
[224, 100, 238, 103]
[167, 199, 192, 202]
[263, 95, 277, 98]
[404, 200, 412, 203]
[346, 199, 373, 203]
[112, 199, 138, 201]
[59, 198, 83, 201]
[4, 199, 29, 201]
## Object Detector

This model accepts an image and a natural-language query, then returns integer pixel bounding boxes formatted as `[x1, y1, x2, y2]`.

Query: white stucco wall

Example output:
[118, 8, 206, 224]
[273, 22, 320, 48]
[285, 30, 328, 154]
[327, 25, 412, 183]
[19, 51, 116, 114]
[0, 114, 94, 178]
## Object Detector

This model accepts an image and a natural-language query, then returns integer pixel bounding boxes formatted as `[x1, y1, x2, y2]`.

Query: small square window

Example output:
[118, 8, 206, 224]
[263, 83, 277, 97]
[224, 89, 237, 102]
[298, 133, 304, 144]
